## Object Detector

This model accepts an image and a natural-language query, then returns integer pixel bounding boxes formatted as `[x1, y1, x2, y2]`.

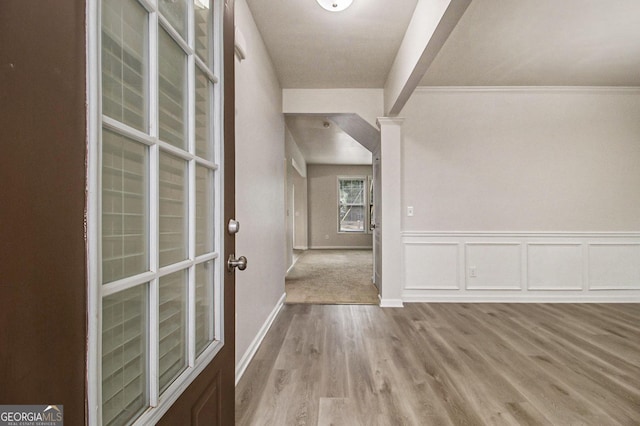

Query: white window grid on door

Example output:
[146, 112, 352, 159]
[87, 0, 225, 425]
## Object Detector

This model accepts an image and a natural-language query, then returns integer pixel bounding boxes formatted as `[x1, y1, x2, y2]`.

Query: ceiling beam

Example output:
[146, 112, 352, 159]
[328, 114, 380, 153]
[384, 0, 471, 116]
[283, 88, 383, 128]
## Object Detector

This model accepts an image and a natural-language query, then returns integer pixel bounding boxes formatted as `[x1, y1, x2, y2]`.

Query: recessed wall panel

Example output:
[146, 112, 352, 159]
[404, 243, 459, 290]
[527, 244, 583, 290]
[465, 243, 521, 290]
[588, 244, 640, 290]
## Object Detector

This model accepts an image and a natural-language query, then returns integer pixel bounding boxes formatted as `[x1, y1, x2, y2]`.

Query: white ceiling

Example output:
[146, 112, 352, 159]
[245, 0, 419, 88]
[420, 0, 640, 86]
[285, 115, 372, 165]
[246, 0, 640, 165]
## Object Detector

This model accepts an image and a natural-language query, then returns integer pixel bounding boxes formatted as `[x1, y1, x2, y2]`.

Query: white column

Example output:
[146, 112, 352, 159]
[377, 117, 404, 308]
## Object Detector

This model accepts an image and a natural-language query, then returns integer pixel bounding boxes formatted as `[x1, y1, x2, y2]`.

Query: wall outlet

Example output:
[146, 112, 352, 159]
[407, 206, 414, 216]
[325, 234, 330, 240]
[469, 266, 477, 278]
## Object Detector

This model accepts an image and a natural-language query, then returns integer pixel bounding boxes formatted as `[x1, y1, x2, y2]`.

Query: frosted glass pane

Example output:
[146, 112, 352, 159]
[159, 0, 187, 39]
[194, 0, 211, 64]
[159, 29, 186, 149]
[102, 0, 147, 131]
[195, 261, 214, 355]
[159, 270, 187, 393]
[195, 67, 211, 160]
[102, 284, 148, 426]
[159, 152, 187, 267]
[195, 166, 213, 256]
[102, 130, 148, 284]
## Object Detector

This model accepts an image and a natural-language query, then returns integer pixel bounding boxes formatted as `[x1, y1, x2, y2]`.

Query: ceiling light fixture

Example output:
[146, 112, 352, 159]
[316, 0, 353, 12]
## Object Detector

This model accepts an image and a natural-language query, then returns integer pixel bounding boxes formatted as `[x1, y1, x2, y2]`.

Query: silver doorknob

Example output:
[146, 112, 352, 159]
[227, 254, 247, 272]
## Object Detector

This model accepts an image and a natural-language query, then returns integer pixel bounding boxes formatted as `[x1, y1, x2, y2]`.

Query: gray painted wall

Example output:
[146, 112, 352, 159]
[293, 170, 308, 249]
[235, 0, 286, 366]
[401, 89, 640, 232]
[308, 164, 373, 248]
[285, 127, 308, 271]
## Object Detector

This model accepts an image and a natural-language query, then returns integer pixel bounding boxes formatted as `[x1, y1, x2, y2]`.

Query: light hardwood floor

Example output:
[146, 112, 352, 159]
[236, 303, 640, 425]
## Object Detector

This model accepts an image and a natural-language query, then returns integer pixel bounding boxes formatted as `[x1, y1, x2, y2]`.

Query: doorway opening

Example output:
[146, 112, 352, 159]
[285, 249, 377, 304]
[284, 114, 378, 304]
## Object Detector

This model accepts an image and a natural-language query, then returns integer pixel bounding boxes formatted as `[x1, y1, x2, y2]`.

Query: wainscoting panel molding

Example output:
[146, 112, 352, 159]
[401, 233, 640, 302]
[527, 243, 583, 291]
[588, 243, 640, 290]
[404, 242, 460, 290]
[465, 243, 522, 290]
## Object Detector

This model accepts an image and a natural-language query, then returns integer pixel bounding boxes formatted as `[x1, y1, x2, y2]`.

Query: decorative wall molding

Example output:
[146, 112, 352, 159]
[310, 246, 373, 250]
[588, 243, 640, 290]
[402, 232, 640, 302]
[413, 86, 640, 94]
[402, 231, 640, 238]
[235, 293, 286, 385]
[402, 293, 640, 303]
[464, 242, 522, 290]
[404, 242, 459, 290]
[527, 243, 583, 291]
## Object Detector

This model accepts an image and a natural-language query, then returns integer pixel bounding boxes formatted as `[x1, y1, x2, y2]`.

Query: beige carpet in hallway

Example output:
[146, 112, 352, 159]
[285, 250, 379, 304]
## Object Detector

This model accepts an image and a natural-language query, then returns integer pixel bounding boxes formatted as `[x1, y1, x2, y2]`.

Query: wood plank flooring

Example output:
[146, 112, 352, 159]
[235, 303, 640, 425]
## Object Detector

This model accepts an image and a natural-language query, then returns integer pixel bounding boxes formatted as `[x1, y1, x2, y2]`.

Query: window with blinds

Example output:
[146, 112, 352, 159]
[102, 0, 147, 132]
[159, 152, 187, 267]
[195, 68, 211, 160]
[195, 165, 213, 255]
[195, 260, 214, 355]
[94, 0, 220, 424]
[158, 29, 186, 150]
[102, 130, 148, 284]
[102, 285, 148, 426]
[158, 271, 187, 393]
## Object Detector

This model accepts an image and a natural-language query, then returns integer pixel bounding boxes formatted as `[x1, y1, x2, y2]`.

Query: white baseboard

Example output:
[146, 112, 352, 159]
[402, 293, 640, 303]
[379, 297, 404, 308]
[235, 293, 286, 385]
[287, 248, 306, 275]
[286, 259, 298, 275]
[310, 246, 373, 250]
[293, 246, 308, 250]
[286, 263, 295, 275]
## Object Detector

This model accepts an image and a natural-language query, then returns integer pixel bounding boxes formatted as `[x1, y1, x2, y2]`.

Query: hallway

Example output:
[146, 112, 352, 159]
[285, 250, 378, 304]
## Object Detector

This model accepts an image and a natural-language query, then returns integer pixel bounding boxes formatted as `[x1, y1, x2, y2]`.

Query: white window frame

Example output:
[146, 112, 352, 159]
[86, 0, 226, 424]
[337, 176, 369, 234]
